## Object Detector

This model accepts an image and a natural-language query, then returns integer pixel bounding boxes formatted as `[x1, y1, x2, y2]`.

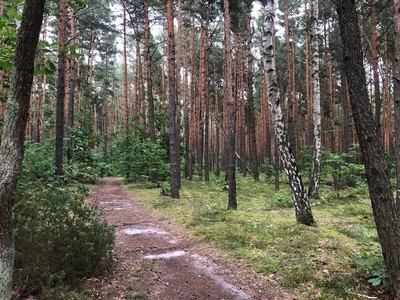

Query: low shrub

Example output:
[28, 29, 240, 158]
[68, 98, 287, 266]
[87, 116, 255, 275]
[13, 181, 115, 297]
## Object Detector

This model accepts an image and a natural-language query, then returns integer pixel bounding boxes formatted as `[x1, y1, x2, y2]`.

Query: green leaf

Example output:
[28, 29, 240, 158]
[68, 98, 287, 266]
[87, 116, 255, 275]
[367, 277, 382, 286]
[0, 60, 12, 71]
[6, 6, 22, 21]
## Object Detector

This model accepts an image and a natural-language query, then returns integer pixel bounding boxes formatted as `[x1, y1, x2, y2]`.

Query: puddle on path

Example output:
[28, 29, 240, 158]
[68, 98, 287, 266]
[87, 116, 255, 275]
[119, 224, 167, 236]
[144, 250, 186, 259]
[191, 254, 252, 300]
[100, 200, 132, 211]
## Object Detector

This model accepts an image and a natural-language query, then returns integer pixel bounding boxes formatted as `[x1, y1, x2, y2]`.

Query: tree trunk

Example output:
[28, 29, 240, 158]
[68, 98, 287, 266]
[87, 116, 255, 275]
[308, 0, 322, 198]
[337, 1, 400, 297]
[184, 24, 190, 179]
[274, 138, 280, 191]
[103, 69, 109, 164]
[175, 0, 182, 188]
[371, 0, 382, 138]
[122, 0, 130, 179]
[245, 4, 259, 181]
[382, 35, 393, 152]
[167, 0, 180, 199]
[224, 0, 237, 210]
[262, 1, 315, 225]
[341, 71, 352, 157]
[0, 0, 45, 298]
[55, 0, 67, 176]
[393, 0, 400, 206]
[67, 8, 76, 162]
[305, 9, 313, 148]
[188, 15, 196, 181]
[144, 0, 155, 142]
[284, 2, 296, 157]
[236, 34, 247, 177]
[197, 20, 206, 180]
[214, 57, 221, 177]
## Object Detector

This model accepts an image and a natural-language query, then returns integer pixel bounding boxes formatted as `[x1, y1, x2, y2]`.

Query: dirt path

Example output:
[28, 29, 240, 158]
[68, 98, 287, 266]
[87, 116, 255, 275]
[86, 178, 295, 300]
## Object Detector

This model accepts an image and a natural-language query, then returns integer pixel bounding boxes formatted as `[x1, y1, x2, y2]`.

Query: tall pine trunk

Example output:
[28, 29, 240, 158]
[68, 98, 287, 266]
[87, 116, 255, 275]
[67, 8, 76, 162]
[337, 1, 400, 297]
[393, 0, 400, 205]
[224, 0, 237, 210]
[175, 0, 182, 188]
[371, 0, 382, 138]
[144, 0, 155, 142]
[0, 0, 45, 297]
[245, 3, 259, 181]
[262, 0, 314, 225]
[55, 0, 67, 176]
[284, 2, 296, 157]
[167, 0, 180, 198]
[122, 1, 130, 179]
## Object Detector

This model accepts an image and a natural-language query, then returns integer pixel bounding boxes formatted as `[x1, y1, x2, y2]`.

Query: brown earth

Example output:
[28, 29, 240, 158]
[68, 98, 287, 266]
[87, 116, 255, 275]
[85, 178, 296, 300]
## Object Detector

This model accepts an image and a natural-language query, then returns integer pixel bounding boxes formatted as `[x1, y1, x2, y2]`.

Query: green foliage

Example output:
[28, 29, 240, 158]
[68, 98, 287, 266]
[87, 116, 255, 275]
[13, 180, 115, 296]
[66, 126, 110, 183]
[40, 285, 93, 300]
[111, 135, 170, 182]
[21, 140, 57, 184]
[355, 227, 387, 287]
[21, 137, 109, 185]
[0, 2, 19, 104]
[322, 148, 365, 195]
[128, 175, 381, 299]
[158, 182, 171, 196]
[260, 161, 275, 179]
[272, 190, 293, 208]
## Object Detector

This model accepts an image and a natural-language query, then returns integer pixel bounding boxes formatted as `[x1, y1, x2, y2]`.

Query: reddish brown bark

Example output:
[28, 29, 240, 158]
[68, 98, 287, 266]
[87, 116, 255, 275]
[144, 0, 155, 142]
[224, 0, 237, 210]
[167, 0, 180, 198]
[55, 0, 67, 176]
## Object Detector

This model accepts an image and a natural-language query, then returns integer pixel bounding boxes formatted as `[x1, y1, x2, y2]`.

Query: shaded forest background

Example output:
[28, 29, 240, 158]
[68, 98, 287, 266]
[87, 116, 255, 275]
[2, 0, 390, 186]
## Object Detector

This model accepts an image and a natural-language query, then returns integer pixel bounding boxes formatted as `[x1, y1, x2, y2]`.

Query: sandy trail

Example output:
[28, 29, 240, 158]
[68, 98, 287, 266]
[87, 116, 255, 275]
[86, 178, 294, 300]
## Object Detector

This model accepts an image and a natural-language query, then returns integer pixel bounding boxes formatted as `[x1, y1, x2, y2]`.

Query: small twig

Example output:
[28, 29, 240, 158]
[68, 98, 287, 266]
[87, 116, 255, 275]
[157, 277, 169, 286]
[346, 290, 378, 299]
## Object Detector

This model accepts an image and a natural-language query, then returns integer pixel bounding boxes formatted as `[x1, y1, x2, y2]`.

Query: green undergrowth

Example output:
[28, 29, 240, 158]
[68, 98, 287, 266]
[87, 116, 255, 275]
[126, 175, 382, 300]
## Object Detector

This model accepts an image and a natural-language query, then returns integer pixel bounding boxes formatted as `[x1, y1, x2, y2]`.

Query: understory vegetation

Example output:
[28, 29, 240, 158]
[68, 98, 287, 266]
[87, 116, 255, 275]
[13, 135, 389, 299]
[13, 139, 115, 299]
[126, 159, 388, 299]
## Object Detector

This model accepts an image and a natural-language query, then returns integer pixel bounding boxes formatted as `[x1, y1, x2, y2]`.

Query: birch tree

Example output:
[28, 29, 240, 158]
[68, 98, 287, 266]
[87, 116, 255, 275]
[261, 0, 314, 225]
[308, 0, 322, 198]
[0, 0, 46, 298]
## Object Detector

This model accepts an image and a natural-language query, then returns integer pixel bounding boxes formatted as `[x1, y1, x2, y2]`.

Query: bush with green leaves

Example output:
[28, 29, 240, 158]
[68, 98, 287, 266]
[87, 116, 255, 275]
[111, 135, 170, 182]
[21, 140, 57, 184]
[355, 227, 387, 287]
[322, 149, 365, 194]
[21, 135, 109, 185]
[158, 182, 171, 196]
[66, 126, 110, 183]
[13, 181, 115, 296]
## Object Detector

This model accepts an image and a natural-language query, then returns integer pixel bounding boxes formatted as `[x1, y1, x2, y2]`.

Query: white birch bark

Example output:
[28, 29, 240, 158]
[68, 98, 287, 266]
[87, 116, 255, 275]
[309, 0, 322, 198]
[262, 0, 314, 225]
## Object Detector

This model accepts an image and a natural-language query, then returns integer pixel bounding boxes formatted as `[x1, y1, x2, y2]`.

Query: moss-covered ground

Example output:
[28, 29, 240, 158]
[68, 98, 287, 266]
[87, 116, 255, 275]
[127, 175, 385, 300]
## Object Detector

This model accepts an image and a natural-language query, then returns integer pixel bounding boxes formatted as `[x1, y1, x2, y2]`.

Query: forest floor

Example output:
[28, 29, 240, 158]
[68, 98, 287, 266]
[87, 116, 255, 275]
[84, 178, 296, 300]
